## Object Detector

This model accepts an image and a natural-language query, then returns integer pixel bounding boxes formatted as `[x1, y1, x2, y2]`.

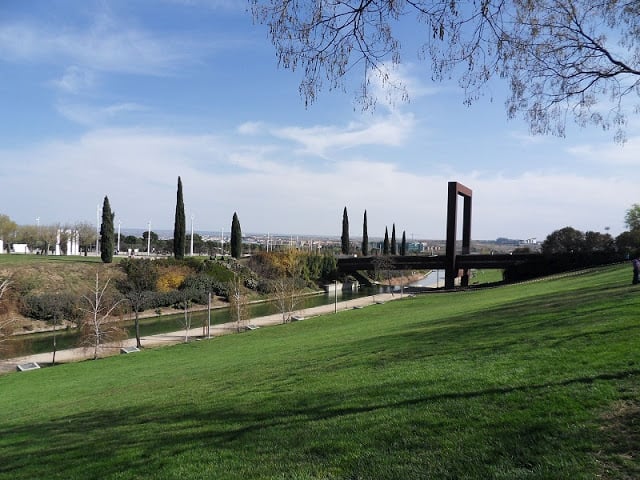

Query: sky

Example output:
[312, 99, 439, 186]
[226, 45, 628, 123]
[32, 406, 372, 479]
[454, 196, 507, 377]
[0, 0, 637, 241]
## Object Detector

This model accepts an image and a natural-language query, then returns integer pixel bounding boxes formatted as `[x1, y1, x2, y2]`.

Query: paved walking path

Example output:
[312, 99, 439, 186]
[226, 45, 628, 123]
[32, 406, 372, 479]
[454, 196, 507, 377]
[1, 292, 403, 374]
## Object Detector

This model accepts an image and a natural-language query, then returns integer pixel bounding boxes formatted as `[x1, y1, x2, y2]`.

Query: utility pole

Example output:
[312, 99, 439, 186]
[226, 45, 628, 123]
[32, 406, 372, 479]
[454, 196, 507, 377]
[96, 204, 101, 256]
[147, 221, 151, 256]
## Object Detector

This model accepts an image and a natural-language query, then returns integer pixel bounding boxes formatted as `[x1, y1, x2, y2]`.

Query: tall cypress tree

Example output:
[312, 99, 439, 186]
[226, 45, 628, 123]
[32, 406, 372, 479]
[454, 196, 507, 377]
[230, 212, 242, 259]
[401, 230, 407, 256]
[383, 227, 390, 255]
[173, 176, 186, 260]
[361, 210, 369, 256]
[341, 207, 349, 254]
[100, 195, 114, 263]
[391, 223, 397, 255]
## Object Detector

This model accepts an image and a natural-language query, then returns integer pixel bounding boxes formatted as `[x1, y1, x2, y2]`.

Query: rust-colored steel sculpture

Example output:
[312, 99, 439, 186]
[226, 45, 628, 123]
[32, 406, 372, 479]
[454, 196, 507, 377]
[445, 182, 472, 289]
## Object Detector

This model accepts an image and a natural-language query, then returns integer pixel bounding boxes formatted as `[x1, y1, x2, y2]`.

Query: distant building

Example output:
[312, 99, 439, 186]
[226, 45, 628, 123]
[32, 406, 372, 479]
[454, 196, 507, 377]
[407, 242, 425, 253]
[11, 243, 29, 254]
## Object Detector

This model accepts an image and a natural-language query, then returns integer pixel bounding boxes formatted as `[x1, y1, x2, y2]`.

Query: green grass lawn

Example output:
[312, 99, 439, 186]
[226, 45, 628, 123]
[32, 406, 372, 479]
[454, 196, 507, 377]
[0, 264, 638, 479]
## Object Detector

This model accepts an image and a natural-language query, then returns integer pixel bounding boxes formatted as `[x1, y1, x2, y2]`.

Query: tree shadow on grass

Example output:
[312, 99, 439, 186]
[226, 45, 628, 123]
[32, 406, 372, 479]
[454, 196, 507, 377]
[2, 280, 637, 479]
[1, 368, 638, 480]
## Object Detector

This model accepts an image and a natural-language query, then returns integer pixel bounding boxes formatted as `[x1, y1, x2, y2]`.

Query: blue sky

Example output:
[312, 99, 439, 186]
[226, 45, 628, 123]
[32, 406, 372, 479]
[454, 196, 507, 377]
[0, 0, 636, 241]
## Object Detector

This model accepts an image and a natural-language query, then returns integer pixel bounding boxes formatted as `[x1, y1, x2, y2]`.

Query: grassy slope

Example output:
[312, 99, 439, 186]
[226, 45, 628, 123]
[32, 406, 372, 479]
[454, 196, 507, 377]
[0, 254, 120, 294]
[0, 264, 638, 479]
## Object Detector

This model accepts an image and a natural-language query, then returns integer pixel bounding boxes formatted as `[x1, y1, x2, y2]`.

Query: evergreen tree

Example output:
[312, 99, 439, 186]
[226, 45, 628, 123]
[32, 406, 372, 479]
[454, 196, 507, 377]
[361, 210, 369, 256]
[100, 196, 115, 263]
[401, 230, 407, 256]
[391, 223, 397, 255]
[173, 176, 186, 260]
[341, 207, 349, 254]
[383, 227, 390, 255]
[230, 212, 242, 259]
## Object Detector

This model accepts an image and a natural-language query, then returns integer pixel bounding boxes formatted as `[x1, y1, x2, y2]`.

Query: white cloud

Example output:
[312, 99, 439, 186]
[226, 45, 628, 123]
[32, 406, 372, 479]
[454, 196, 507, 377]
[367, 62, 441, 111]
[458, 172, 631, 239]
[271, 112, 415, 157]
[0, 127, 633, 240]
[237, 122, 266, 136]
[567, 136, 640, 166]
[51, 66, 96, 93]
[56, 102, 149, 126]
[161, 0, 243, 9]
[0, 18, 196, 76]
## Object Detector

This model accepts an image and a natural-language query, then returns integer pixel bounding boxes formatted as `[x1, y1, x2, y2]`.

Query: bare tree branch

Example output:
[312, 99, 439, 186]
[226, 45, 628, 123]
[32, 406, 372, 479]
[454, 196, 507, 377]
[251, 0, 640, 141]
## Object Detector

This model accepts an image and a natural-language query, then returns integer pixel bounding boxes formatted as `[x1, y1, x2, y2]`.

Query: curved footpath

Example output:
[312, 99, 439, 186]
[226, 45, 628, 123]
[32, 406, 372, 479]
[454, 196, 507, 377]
[0, 292, 403, 375]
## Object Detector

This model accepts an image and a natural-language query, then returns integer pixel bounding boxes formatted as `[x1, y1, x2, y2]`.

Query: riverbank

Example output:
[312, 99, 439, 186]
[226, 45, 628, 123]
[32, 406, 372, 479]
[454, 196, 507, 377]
[0, 292, 402, 374]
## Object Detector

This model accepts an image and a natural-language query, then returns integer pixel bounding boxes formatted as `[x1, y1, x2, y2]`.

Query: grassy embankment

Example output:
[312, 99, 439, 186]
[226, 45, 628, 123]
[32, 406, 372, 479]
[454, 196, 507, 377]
[0, 253, 119, 292]
[0, 263, 638, 479]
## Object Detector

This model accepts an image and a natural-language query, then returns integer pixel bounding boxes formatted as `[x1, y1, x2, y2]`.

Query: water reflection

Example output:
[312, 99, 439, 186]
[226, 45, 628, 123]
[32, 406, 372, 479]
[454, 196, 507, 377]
[7, 289, 370, 357]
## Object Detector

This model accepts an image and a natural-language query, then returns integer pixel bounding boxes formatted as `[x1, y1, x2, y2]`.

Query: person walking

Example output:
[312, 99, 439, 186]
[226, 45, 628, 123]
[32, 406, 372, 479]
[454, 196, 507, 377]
[632, 257, 640, 285]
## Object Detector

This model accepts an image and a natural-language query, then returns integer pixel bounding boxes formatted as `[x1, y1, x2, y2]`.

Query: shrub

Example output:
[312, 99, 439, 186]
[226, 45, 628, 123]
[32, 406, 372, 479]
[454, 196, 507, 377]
[180, 274, 229, 302]
[20, 292, 83, 323]
[157, 270, 187, 292]
[198, 259, 234, 283]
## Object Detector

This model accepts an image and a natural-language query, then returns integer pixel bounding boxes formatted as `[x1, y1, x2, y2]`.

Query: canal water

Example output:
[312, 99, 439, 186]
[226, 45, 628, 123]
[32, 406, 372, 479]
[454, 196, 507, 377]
[409, 270, 444, 288]
[7, 289, 372, 358]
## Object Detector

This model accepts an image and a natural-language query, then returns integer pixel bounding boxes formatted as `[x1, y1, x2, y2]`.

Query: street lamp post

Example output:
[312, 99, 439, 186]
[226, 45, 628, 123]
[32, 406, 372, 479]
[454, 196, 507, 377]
[190, 214, 194, 256]
[96, 204, 101, 256]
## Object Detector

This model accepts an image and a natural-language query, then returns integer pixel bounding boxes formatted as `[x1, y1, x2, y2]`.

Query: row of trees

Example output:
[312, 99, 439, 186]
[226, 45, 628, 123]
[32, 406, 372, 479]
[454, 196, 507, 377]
[98, 177, 245, 264]
[0, 176, 244, 260]
[539, 205, 640, 256]
[341, 207, 408, 256]
[342, 205, 640, 258]
[541, 228, 615, 255]
[0, 213, 99, 255]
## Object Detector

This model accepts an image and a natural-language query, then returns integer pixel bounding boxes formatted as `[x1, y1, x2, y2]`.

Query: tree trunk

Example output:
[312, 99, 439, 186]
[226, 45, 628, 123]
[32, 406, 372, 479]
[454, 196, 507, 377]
[135, 311, 141, 349]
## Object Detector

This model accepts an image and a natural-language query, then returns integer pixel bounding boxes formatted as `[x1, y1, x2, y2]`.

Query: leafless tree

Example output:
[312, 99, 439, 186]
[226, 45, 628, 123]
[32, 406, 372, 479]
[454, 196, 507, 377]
[117, 258, 159, 348]
[272, 276, 302, 324]
[228, 272, 248, 332]
[177, 291, 194, 342]
[78, 272, 127, 360]
[251, 0, 640, 141]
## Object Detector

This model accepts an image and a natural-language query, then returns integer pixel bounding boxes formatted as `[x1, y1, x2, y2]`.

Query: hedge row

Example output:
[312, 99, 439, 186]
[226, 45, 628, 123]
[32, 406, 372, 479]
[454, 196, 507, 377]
[502, 252, 625, 282]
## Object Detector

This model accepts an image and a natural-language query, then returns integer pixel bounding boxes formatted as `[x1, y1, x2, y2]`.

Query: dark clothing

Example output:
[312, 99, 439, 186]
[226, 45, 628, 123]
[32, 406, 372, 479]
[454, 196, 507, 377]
[633, 259, 640, 284]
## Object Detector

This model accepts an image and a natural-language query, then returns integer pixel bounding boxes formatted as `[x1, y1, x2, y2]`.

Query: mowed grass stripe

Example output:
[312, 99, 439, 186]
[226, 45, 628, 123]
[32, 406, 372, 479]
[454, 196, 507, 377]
[0, 264, 638, 479]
